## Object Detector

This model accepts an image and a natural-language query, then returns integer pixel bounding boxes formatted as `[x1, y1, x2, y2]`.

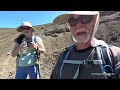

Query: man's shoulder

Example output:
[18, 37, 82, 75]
[66, 44, 75, 49]
[61, 44, 75, 55]
[108, 45, 120, 56]
[108, 45, 120, 50]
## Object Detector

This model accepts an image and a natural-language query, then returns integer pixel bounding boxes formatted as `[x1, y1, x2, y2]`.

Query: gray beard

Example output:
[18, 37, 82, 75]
[73, 34, 91, 44]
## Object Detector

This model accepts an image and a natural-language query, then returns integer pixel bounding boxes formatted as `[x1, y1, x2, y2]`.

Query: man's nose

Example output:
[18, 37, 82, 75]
[76, 22, 86, 28]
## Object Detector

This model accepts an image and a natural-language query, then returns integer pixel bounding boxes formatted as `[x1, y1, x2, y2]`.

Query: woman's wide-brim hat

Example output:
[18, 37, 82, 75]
[53, 11, 99, 24]
[16, 22, 37, 32]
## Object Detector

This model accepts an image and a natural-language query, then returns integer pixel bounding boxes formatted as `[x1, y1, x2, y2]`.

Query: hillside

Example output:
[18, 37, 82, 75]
[0, 11, 120, 79]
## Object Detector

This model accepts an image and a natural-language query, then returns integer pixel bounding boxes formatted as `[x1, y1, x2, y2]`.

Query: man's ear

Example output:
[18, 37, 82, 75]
[66, 23, 70, 31]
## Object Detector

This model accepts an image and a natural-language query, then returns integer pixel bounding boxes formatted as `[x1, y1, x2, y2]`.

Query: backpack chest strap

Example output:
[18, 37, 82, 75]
[63, 59, 103, 65]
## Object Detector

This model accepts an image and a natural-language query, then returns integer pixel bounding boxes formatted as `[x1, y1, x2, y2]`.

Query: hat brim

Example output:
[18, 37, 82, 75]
[16, 26, 37, 32]
[53, 11, 99, 24]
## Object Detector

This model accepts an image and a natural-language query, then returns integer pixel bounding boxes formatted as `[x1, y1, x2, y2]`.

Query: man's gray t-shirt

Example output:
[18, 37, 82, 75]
[51, 45, 120, 79]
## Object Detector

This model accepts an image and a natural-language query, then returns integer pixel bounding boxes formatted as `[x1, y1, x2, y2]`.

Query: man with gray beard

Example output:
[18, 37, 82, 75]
[50, 11, 120, 79]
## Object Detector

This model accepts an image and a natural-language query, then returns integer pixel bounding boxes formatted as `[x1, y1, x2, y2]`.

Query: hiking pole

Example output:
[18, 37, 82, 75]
[36, 46, 41, 79]
[36, 59, 40, 79]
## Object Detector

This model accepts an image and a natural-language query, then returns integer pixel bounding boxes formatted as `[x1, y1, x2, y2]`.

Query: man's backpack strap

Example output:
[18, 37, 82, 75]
[97, 45, 114, 79]
[58, 44, 75, 79]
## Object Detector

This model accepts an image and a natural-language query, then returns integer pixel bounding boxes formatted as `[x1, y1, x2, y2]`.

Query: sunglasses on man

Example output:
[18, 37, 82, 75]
[68, 15, 94, 26]
[21, 27, 31, 30]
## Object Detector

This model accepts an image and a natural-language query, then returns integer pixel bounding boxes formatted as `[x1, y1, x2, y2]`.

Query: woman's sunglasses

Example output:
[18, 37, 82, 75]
[21, 27, 31, 30]
[68, 15, 94, 26]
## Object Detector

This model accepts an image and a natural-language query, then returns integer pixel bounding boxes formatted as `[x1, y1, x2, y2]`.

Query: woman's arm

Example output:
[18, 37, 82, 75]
[11, 43, 20, 57]
[38, 40, 46, 54]
[11, 43, 26, 57]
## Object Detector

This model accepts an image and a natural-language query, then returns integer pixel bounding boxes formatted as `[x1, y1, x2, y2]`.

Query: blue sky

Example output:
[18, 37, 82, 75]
[0, 11, 69, 28]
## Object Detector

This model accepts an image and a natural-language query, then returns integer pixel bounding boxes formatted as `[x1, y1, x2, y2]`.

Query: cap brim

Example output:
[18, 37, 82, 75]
[16, 26, 37, 32]
[53, 11, 99, 24]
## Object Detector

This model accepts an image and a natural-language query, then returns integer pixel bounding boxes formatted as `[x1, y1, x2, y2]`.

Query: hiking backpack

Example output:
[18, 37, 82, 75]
[58, 44, 114, 79]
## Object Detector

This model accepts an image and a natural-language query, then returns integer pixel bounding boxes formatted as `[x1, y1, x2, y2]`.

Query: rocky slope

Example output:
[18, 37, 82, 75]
[0, 11, 120, 79]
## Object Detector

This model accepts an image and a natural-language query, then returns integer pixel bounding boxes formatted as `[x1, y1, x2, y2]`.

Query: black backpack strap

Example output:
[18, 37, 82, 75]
[34, 35, 40, 57]
[34, 35, 37, 43]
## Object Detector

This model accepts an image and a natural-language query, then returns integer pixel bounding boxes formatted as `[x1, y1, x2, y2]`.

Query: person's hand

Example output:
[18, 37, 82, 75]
[28, 42, 38, 50]
[19, 43, 27, 50]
